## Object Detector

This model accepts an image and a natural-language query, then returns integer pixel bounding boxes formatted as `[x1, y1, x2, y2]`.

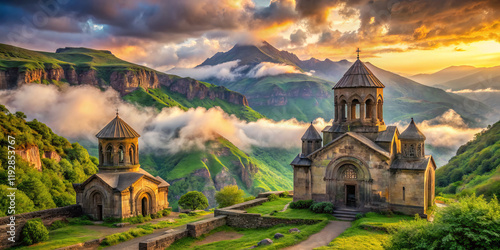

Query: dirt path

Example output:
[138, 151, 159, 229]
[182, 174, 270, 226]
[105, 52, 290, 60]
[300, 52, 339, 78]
[193, 231, 243, 246]
[283, 221, 351, 250]
[104, 213, 214, 250]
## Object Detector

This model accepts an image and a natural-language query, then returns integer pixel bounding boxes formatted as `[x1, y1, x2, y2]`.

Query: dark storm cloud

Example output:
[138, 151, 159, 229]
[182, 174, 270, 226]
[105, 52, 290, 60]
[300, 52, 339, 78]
[290, 29, 307, 45]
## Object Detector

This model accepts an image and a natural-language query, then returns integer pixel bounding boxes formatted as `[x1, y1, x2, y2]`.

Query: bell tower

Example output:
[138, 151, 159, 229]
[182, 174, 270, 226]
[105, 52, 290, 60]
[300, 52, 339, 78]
[96, 110, 141, 172]
[399, 118, 426, 160]
[331, 48, 386, 135]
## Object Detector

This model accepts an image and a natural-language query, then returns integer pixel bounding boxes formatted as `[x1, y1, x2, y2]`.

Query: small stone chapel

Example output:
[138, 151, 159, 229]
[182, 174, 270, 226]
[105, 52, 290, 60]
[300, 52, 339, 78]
[291, 51, 436, 216]
[73, 112, 169, 220]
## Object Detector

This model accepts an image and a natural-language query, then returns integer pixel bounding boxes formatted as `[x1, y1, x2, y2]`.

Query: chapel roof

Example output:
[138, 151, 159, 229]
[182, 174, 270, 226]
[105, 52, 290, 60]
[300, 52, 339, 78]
[390, 156, 435, 171]
[83, 168, 169, 192]
[307, 132, 390, 159]
[399, 118, 426, 141]
[333, 59, 385, 89]
[301, 123, 322, 141]
[96, 113, 140, 139]
[375, 126, 399, 142]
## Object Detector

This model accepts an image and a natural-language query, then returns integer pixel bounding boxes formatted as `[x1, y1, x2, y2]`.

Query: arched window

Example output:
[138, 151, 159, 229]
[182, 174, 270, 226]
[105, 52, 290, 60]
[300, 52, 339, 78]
[98, 144, 103, 165]
[365, 99, 374, 119]
[377, 99, 383, 120]
[340, 100, 347, 121]
[351, 99, 361, 120]
[342, 165, 357, 179]
[106, 145, 113, 165]
[118, 145, 124, 163]
[129, 145, 135, 165]
[409, 144, 416, 157]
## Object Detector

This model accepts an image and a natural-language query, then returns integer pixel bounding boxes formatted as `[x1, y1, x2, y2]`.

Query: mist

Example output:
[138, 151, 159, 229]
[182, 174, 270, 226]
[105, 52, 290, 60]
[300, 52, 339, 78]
[0, 84, 326, 154]
[167, 61, 307, 82]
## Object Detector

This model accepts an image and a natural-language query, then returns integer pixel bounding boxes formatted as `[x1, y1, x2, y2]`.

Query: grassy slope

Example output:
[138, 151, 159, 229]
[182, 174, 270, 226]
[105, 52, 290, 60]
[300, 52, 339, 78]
[316, 212, 413, 250]
[435, 120, 500, 199]
[245, 197, 292, 214]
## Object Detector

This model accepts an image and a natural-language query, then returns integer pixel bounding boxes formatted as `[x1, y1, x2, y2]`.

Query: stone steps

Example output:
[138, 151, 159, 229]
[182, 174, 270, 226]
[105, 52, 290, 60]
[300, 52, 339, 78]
[333, 208, 362, 221]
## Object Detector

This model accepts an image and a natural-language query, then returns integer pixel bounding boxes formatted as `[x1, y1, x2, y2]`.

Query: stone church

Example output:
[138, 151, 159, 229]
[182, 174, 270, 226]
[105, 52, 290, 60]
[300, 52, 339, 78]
[73, 113, 170, 220]
[291, 55, 436, 216]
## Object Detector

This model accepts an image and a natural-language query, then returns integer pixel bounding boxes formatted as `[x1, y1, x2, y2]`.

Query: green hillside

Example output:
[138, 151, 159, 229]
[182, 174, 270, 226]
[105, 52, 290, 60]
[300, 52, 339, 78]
[436, 120, 500, 199]
[0, 105, 98, 215]
[124, 86, 265, 121]
[140, 137, 296, 210]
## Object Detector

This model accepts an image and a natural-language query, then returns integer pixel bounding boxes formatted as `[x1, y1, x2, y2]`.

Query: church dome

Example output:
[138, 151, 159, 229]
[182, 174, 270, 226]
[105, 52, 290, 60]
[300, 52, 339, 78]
[96, 114, 140, 139]
[333, 59, 385, 89]
[399, 118, 426, 141]
[301, 123, 322, 141]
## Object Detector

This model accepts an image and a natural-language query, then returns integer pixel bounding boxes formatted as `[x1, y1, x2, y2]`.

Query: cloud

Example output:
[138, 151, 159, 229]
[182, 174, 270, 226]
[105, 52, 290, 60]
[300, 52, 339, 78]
[168, 60, 244, 81]
[290, 29, 307, 46]
[446, 88, 500, 94]
[0, 84, 328, 154]
[247, 62, 304, 78]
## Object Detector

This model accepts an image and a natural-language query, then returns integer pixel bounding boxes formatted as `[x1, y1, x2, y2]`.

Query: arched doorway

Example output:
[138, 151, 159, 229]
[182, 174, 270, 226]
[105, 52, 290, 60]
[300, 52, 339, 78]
[93, 192, 103, 221]
[325, 157, 371, 208]
[141, 197, 148, 216]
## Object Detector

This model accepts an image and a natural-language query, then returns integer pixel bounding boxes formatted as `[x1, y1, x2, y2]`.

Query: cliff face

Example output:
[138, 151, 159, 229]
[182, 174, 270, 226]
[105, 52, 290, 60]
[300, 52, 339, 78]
[14, 145, 42, 171]
[0, 67, 248, 107]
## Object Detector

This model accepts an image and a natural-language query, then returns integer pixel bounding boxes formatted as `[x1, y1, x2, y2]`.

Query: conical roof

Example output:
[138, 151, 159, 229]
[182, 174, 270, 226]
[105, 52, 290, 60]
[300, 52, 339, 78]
[301, 123, 322, 141]
[399, 118, 426, 140]
[333, 59, 385, 89]
[96, 114, 140, 139]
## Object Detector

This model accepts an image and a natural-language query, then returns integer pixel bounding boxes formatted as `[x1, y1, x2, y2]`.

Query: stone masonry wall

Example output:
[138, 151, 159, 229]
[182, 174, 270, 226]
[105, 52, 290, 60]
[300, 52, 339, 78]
[0, 205, 82, 249]
[139, 229, 188, 250]
[187, 216, 227, 238]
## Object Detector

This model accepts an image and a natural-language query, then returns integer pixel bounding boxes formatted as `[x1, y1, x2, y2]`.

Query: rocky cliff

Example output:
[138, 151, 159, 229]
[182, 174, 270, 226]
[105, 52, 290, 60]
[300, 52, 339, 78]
[0, 66, 249, 107]
[14, 145, 42, 171]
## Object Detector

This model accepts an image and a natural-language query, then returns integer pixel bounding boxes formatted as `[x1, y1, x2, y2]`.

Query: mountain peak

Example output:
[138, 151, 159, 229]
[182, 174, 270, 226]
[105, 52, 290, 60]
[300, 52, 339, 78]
[55, 47, 113, 55]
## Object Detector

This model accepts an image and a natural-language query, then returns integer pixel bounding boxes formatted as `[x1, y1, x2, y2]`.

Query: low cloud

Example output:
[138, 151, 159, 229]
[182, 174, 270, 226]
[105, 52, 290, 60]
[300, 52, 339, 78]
[168, 60, 244, 81]
[168, 61, 306, 81]
[446, 88, 500, 94]
[0, 84, 328, 154]
[247, 62, 304, 78]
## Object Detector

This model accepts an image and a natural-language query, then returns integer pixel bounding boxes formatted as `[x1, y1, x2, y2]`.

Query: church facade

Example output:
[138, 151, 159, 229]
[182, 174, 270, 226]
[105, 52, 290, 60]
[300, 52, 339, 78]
[73, 113, 169, 220]
[291, 57, 436, 216]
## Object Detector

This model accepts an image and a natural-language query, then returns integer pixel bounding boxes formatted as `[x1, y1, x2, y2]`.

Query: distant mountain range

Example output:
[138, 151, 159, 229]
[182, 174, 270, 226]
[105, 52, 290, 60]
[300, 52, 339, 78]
[193, 41, 491, 126]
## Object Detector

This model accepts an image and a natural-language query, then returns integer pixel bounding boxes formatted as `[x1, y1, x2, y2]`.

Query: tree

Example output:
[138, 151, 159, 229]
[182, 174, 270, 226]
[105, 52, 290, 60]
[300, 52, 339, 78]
[215, 185, 244, 208]
[178, 191, 209, 211]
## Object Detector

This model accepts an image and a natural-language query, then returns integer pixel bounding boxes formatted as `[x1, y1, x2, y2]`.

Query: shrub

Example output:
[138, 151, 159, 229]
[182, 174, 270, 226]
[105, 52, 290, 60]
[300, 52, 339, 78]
[289, 199, 314, 209]
[125, 215, 152, 224]
[310, 202, 335, 214]
[215, 185, 244, 208]
[179, 213, 189, 218]
[244, 196, 256, 202]
[279, 191, 290, 198]
[68, 215, 93, 225]
[22, 218, 49, 245]
[178, 191, 209, 211]
[161, 208, 172, 217]
[385, 195, 500, 249]
[268, 193, 278, 201]
[188, 211, 198, 216]
[355, 213, 365, 220]
[49, 220, 68, 230]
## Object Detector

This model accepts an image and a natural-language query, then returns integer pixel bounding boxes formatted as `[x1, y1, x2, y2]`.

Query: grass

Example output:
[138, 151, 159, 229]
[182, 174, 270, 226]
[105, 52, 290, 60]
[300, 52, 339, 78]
[273, 208, 337, 221]
[246, 198, 292, 214]
[315, 212, 414, 250]
[169, 221, 329, 249]
[14, 225, 102, 250]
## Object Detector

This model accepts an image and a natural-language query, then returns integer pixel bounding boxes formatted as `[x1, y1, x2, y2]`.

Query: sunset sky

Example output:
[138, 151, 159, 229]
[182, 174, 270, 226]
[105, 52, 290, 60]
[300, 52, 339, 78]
[1, 0, 500, 75]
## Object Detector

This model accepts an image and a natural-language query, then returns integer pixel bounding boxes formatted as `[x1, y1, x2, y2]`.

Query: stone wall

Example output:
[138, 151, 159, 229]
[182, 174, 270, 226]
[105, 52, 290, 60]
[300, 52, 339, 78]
[215, 209, 321, 229]
[0, 205, 82, 249]
[139, 229, 188, 250]
[187, 216, 227, 238]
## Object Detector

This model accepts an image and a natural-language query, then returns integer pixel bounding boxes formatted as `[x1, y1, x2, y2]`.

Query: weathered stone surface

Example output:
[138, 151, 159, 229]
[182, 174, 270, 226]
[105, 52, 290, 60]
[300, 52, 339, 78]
[43, 151, 61, 162]
[187, 216, 226, 238]
[114, 222, 130, 227]
[258, 238, 273, 246]
[289, 228, 301, 233]
[15, 144, 42, 171]
[274, 233, 284, 239]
